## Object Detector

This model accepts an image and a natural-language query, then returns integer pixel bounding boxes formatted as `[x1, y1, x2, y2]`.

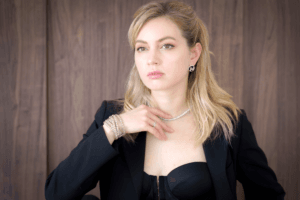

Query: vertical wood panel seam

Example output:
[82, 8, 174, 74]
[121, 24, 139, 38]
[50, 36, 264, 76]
[46, 0, 49, 177]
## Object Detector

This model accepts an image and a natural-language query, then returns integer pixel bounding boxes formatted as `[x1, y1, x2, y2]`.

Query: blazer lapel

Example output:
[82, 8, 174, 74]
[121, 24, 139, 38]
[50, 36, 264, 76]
[203, 135, 235, 200]
[122, 131, 234, 200]
[122, 131, 147, 200]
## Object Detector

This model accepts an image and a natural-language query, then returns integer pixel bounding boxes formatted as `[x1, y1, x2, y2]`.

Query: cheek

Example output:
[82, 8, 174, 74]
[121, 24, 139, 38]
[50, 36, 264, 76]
[134, 53, 143, 64]
[134, 57, 145, 76]
[166, 52, 189, 68]
[135, 58, 142, 69]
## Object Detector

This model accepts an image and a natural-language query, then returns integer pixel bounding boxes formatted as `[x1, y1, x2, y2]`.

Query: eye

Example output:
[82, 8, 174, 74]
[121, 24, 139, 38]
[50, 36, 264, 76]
[162, 44, 174, 49]
[136, 47, 146, 52]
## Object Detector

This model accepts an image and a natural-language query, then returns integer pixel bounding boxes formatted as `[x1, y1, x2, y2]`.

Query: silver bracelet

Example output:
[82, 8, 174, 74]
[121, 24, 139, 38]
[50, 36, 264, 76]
[103, 116, 116, 139]
[103, 114, 126, 140]
[112, 115, 120, 138]
[114, 114, 125, 137]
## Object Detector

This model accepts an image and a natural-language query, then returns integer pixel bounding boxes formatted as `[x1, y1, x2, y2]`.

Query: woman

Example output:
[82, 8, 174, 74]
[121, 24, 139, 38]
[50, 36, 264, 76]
[45, 1, 285, 200]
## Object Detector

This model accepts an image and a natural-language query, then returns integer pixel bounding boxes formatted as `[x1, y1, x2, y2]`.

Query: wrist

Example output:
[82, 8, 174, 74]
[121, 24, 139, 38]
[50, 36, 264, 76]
[103, 124, 116, 145]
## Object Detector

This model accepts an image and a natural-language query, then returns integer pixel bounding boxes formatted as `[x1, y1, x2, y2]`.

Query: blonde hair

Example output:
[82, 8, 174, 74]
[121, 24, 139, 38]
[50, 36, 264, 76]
[112, 0, 241, 148]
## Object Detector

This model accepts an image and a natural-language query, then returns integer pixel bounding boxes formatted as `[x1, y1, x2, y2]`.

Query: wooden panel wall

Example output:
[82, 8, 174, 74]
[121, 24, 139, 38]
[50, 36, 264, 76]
[47, 0, 139, 197]
[276, 0, 300, 199]
[0, 0, 47, 200]
[48, 0, 299, 199]
[0, 0, 299, 199]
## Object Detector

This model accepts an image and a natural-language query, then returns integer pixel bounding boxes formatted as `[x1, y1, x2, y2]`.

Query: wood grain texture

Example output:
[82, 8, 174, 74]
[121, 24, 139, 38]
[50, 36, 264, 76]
[2, 0, 298, 199]
[276, 0, 300, 199]
[209, 1, 245, 199]
[47, 0, 138, 198]
[242, 0, 280, 199]
[0, 0, 47, 200]
[208, 0, 244, 109]
[44, 0, 298, 199]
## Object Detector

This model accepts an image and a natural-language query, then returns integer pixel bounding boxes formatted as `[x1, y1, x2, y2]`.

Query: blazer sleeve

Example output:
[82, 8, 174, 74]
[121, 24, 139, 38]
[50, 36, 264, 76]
[45, 100, 120, 200]
[236, 110, 286, 200]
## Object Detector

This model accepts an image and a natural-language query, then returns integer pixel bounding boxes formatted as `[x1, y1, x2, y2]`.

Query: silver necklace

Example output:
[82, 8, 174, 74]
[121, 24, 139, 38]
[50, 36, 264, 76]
[146, 102, 191, 121]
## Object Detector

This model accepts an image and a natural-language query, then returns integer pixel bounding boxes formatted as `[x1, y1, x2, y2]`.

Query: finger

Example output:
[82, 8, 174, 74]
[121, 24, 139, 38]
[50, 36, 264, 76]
[148, 118, 166, 140]
[148, 118, 167, 141]
[150, 107, 173, 119]
[144, 106, 174, 133]
[150, 125, 166, 141]
[148, 112, 174, 133]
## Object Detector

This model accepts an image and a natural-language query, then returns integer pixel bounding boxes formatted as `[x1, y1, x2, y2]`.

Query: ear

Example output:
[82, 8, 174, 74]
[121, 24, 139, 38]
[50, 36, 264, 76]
[190, 43, 202, 66]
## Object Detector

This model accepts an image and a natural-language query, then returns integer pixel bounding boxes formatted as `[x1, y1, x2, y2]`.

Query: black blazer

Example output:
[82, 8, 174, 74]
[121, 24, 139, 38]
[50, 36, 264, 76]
[45, 100, 286, 200]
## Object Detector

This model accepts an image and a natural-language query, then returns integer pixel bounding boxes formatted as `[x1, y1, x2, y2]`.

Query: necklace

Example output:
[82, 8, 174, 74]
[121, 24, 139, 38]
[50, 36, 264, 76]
[146, 102, 191, 121]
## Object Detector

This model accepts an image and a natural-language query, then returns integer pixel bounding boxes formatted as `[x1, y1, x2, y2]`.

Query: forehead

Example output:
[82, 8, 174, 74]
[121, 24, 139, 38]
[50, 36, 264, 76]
[136, 17, 183, 41]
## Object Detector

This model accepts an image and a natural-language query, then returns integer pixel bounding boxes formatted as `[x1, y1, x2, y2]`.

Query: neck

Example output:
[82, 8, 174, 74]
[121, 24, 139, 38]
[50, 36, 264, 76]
[149, 93, 190, 119]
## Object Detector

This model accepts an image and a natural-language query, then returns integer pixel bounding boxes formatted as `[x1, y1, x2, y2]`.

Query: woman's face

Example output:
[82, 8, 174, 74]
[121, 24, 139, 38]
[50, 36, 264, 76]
[134, 17, 199, 92]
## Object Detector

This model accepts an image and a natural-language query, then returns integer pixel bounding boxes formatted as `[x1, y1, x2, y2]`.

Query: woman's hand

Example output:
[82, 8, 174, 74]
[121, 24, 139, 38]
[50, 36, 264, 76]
[119, 104, 175, 141]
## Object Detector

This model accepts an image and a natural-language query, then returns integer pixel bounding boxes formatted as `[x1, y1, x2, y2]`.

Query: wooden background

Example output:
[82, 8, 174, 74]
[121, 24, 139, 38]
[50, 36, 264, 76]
[1, 0, 299, 199]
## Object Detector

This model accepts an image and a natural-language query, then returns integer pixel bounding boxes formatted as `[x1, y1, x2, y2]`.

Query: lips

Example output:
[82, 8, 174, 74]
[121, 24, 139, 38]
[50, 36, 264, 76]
[147, 70, 163, 76]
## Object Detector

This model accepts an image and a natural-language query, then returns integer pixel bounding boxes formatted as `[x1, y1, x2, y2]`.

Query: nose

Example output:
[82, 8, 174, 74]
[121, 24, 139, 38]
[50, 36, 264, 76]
[147, 48, 160, 65]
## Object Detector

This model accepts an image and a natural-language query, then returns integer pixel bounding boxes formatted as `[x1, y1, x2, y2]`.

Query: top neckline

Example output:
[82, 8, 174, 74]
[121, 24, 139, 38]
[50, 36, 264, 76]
[144, 161, 207, 177]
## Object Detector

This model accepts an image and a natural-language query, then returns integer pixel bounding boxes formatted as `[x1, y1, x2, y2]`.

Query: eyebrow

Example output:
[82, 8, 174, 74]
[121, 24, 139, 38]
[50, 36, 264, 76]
[135, 36, 176, 44]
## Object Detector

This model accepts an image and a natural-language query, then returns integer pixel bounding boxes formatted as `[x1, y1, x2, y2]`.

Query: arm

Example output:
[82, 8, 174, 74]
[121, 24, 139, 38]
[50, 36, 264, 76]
[236, 111, 286, 200]
[45, 100, 119, 200]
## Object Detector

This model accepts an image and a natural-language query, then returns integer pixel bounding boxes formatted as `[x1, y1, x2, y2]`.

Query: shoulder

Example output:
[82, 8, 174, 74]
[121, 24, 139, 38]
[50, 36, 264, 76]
[235, 109, 253, 136]
[229, 109, 263, 158]
[93, 99, 126, 150]
[94, 98, 124, 127]
[229, 109, 250, 148]
[237, 108, 247, 126]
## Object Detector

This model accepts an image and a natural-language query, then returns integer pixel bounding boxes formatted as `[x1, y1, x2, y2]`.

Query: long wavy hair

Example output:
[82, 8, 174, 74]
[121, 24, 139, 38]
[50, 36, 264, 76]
[112, 1, 241, 148]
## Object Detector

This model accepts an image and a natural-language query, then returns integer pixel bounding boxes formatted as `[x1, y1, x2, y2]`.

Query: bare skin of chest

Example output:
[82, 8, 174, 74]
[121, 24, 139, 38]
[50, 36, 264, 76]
[143, 115, 207, 181]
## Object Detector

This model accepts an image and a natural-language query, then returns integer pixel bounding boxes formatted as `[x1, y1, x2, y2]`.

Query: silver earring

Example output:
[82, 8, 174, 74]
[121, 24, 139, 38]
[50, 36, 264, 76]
[189, 65, 195, 72]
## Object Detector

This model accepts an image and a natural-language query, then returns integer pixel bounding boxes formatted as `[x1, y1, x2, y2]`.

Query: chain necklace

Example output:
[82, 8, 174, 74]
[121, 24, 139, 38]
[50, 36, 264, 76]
[146, 101, 191, 121]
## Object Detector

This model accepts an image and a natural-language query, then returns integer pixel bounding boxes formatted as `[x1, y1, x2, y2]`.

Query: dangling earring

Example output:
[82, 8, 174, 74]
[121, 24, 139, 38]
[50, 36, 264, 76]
[189, 65, 195, 72]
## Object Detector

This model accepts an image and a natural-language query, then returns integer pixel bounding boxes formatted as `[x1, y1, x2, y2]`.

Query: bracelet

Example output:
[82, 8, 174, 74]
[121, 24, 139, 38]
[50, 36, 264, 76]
[114, 115, 125, 137]
[103, 114, 126, 140]
[113, 114, 126, 139]
[104, 116, 118, 139]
